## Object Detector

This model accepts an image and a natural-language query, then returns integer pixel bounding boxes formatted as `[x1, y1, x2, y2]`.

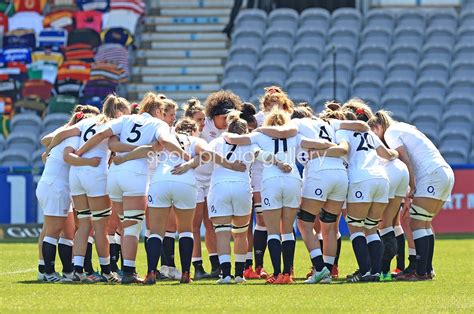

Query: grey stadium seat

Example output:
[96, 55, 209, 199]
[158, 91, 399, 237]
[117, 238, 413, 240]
[6, 132, 37, 153]
[445, 93, 474, 114]
[387, 60, 417, 83]
[451, 60, 474, 78]
[410, 111, 441, 143]
[390, 44, 421, 64]
[228, 45, 260, 66]
[300, 8, 331, 30]
[332, 8, 362, 31]
[361, 26, 392, 47]
[264, 27, 295, 46]
[260, 44, 291, 65]
[418, 59, 450, 81]
[224, 61, 255, 82]
[425, 27, 456, 46]
[413, 94, 444, 116]
[232, 28, 264, 48]
[355, 61, 386, 83]
[422, 43, 452, 62]
[448, 77, 474, 95]
[42, 113, 69, 133]
[249, 94, 260, 105]
[222, 78, 252, 101]
[443, 111, 473, 131]
[328, 27, 359, 48]
[11, 113, 42, 134]
[365, 9, 395, 30]
[460, 9, 474, 26]
[286, 78, 316, 103]
[325, 45, 356, 65]
[320, 60, 352, 85]
[440, 129, 471, 152]
[439, 146, 468, 164]
[396, 11, 426, 29]
[453, 42, 474, 62]
[351, 78, 383, 104]
[317, 78, 349, 103]
[384, 77, 415, 98]
[252, 77, 286, 96]
[471, 149, 474, 164]
[393, 27, 424, 48]
[0, 149, 31, 167]
[0, 134, 5, 150]
[289, 60, 319, 81]
[31, 148, 45, 168]
[292, 44, 324, 63]
[296, 27, 326, 47]
[256, 61, 287, 82]
[428, 9, 458, 29]
[416, 77, 447, 99]
[381, 95, 412, 122]
[358, 44, 390, 63]
[268, 8, 299, 31]
[457, 26, 474, 44]
[313, 94, 336, 109]
[234, 9, 267, 30]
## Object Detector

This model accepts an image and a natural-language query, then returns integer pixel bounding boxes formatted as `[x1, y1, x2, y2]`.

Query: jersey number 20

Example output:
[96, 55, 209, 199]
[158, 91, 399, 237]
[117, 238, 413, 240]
[354, 132, 375, 151]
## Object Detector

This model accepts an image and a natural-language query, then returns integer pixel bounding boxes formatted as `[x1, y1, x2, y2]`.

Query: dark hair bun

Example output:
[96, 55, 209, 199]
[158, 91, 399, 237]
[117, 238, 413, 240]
[240, 102, 256, 118]
[325, 101, 342, 111]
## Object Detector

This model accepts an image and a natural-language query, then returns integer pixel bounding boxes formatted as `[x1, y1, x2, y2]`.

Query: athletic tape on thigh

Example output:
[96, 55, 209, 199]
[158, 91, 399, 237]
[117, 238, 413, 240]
[346, 215, 365, 227]
[76, 208, 92, 219]
[118, 214, 124, 221]
[232, 224, 249, 234]
[92, 208, 111, 221]
[254, 202, 262, 214]
[320, 208, 338, 223]
[123, 210, 145, 222]
[409, 205, 434, 221]
[297, 208, 316, 222]
[364, 217, 379, 229]
[213, 224, 231, 232]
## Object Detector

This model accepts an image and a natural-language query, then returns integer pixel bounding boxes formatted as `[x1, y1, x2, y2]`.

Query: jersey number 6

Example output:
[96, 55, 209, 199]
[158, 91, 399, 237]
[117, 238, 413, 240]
[83, 124, 96, 142]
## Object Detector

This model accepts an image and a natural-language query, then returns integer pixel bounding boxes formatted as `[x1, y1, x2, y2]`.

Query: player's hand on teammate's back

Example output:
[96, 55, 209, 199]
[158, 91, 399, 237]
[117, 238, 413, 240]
[277, 162, 292, 173]
[230, 161, 246, 172]
[88, 157, 102, 167]
[112, 155, 124, 165]
[172, 162, 192, 175]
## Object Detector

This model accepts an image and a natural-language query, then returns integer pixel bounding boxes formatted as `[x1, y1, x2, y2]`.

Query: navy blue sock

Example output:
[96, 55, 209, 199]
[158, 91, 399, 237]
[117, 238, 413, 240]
[58, 241, 73, 273]
[396, 234, 406, 271]
[221, 262, 231, 278]
[162, 234, 175, 267]
[311, 254, 325, 272]
[351, 233, 370, 275]
[178, 234, 193, 273]
[426, 234, 435, 273]
[335, 237, 342, 265]
[415, 236, 429, 276]
[42, 237, 57, 275]
[367, 236, 383, 275]
[209, 254, 220, 271]
[110, 242, 118, 272]
[253, 229, 267, 268]
[282, 239, 295, 274]
[267, 236, 282, 275]
[84, 241, 94, 275]
[147, 235, 162, 273]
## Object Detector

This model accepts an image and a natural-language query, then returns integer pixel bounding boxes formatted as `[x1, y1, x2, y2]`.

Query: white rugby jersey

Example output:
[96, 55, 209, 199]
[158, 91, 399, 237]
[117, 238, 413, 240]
[151, 134, 204, 185]
[72, 117, 111, 174]
[40, 135, 79, 185]
[384, 122, 449, 178]
[108, 112, 168, 175]
[249, 132, 302, 181]
[251, 111, 268, 180]
[195, 117, 225, 183]
[208, 137, 259, 185]
[255, 111, 266, 127]
[336, 130, 387, 183]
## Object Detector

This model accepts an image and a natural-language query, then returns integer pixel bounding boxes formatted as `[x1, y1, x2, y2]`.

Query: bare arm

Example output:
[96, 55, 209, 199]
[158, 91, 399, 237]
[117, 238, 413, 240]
[301, 138, 336, 150]
[396, 145, 416, 197]
[41, 132, 55, 147]
[158, 133, 191, 161]
[223, 132, 252, 145]
[45, 127, 80, 154]
[255, 150, 292, 173]
[76, 128, 114, 156]
[113, 145, 154, 165]
[376, 144, 399, 161]
[255, 125, 298, 139]
[108, 136, 138, 153]
[309, 141, 349, 158]
[63, 147, 101, 167]
[338, 120, 370, 132]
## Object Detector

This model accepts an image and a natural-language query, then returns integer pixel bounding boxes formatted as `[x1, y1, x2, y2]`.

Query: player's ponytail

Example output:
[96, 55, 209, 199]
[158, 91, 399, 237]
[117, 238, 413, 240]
[319, 101, 345, 121]
[368, 110, 395, 133]
[68, 105, 99, 125]
[139, 92, 164, 117]
[263, 108, 290, 126]
[183, 98, 204, 118]
[343, 98, 374, 122]
[240, 102, 257, 126]
[226, 109, 248, 135]
[260, 86, 294, 114]
[98, 94, 130, 124]
[175, 117, 198, 136]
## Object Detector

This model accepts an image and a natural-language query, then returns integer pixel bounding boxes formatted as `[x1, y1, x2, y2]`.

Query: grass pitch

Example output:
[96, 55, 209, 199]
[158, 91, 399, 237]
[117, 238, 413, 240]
[1, 237, 473, 313]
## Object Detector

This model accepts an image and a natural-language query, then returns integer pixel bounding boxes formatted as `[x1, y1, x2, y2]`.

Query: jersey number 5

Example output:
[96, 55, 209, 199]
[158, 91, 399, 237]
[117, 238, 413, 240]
[126, 123, 142, 143]
[83, 124, 96, 142]
[354, 132, 375, 151]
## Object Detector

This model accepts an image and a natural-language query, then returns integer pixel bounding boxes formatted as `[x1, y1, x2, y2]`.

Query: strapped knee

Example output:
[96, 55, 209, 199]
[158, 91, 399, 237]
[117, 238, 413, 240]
[213, 224, 231, 233]
[364, 217, 379, 229]
[320, 208, 338, 223]
[297, 209, 316, 223]
[122, 210, 144, 239]
[92, 208, 111, 221]
[232, 224, 249, 234]
[76, 208, 92, 219]
[409, 205, 434, 221]
[345, 215, 364, 227]
[254, 202, 262, 214]
[123, 223, 141, 239]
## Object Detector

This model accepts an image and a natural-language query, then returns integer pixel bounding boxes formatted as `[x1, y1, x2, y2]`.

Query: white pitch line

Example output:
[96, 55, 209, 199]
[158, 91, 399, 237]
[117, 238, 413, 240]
[0, 268, 36, 275]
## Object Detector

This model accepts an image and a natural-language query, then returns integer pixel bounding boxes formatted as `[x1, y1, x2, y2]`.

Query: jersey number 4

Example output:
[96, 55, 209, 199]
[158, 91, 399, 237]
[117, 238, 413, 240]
[319, 126, 332, 141]
[354, 132, 375, 151]
[126, 123, 142, 143]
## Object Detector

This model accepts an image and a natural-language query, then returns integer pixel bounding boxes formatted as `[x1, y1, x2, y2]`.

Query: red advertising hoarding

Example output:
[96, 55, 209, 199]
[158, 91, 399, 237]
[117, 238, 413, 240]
[432, 169, 474, 233]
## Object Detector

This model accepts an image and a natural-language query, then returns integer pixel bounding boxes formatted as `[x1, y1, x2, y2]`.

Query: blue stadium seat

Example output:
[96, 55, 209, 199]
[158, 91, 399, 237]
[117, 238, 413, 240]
[428, 9, 458, 29]
[256, 60, 287, 82]
[300, 8, 331, 30]
[351, 78, 383, 104]
[365, 9, 395, 30]
[460, 9, 474, 26]
[381, 95, 411, 122]
[355, 61, 386, 83]
[448, 77, 473, 95]
[228, 45, 260, 66]
[440, 129, 471, 152]
[332, 8, 363, 31]
[252, 76, 286, 96]
[451, 60, 474, 78]
[232, 28, 264, 48]
[443, 111, 473, 131]
[317, 78, 349, 103]
[320, 60, 352, 85]
[264, 27, 295, 46]
[6, 132, 37, 153]
[328, 27, 359, 49]
[0, 149, 31, 167]
[396, 11, 426, 29]
[457, 25, 474, 44]
[292, 44, 324, 63]
[387, 60, 417, 83]
[289, 60, 319, 81]
[42, 113, 69, 133]
[416, 77, 447, 98]
[325, 45, 356, 65]
[422, 43, 452, 62]
[268, 8, 299, 31]
[410, 111, 441, 143]
[224, 61, 254, 82]
[235, 9, 267, 30]
[418, 59, 450, 81]
[390, 43, 421, 64]
[384, 77, 415, 98]
[286, 78, 316, 104]
[31, 148, 45, 168]
[260, 44, 291, 65]
[358, 44, 390, 63]
[393, 27, 424, 48]
[445, 93, 474, 114]
[413, 94, 444, 116]
[11, 113, 42, 135]
[425, 26, 456, 46]
[439, 145, 469, 164]
[295, 27, 326, 47]
[453, 42, 474, 62]
[361, 26, 392, 47]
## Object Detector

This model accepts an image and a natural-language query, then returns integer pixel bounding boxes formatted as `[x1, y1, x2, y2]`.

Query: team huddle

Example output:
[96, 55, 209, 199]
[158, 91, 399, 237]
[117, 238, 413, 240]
[36, 86, 455, 285]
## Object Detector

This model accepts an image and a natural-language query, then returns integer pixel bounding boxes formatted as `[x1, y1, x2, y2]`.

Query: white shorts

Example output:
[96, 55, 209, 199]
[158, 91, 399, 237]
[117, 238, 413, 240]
[261, 176, 302, 210]
[386, 163, 409, 199]
[196, 181, 209, 203]
[347, 178, 389, 204]
[148, 181, 197, 210]
[302, 169, 348, 202]
[36, 181, 72, 217]
[107, 169, 148, 202]
[69, 168, 108, 197]
[208, 181, 252, 218]
[415, 166, 455, 201]
[251, 172, 262, 193]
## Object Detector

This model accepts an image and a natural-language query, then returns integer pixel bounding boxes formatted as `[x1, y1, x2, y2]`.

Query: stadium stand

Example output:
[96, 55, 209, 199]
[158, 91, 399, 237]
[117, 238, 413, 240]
[221, 3, 474, 164]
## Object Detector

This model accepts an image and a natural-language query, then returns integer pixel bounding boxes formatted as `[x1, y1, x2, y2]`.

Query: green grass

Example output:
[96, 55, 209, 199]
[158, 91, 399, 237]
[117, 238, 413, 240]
[1, 238, 473, 313]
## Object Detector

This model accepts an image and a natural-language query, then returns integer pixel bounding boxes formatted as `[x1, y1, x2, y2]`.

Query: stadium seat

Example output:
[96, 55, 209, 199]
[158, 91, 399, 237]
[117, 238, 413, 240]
[232, 28, 264, 48]
[328, 27, 359, 48]
[425, 26, 456, 46]
[256, 61, 287, 82]
[445, 93, 474, 113]
[42, 113, 69, 133]
[413, 94, 444, 115]
[292, 44, 324, 63]
[299, 8, 331, 30]
[418, 60, 450, 81]
[228, 45, 260, 65]
[448, 77, 474, 95]
[264, 27, 295, 46]
[470, 149, 474, 163]
[443, 111, 473, 131]
[325, 45, 356, 65]
[6, 132, 37, 153]
[235, 9, 267, 30]
[396, 11, 426, 29]
[428, 9, 458, 29]
[361, 26, 392, 47]
[410, 111, 441, 143]
[457, 25, 474, 44]
[393, 27, 424, 48]
[252, 77, 286, 96]
[416, 77, 447, 99]
[439, 146, 468, 164]
[351, 78, 383, 104]
[332, 8, 362, 31]
[11, 113, 42, 135]
[268, 8, 299, 31]
[289, 61, 319, 81]
[48, 95, 79, 114]
[320, 60, 352, 85]
[453, 42, 474, 62]
[313, 94, 335, 109]
[358, 44, 390, 63]
[422, 43, 452, 62]
[451, 60, 474, 78]
[355, 61, 386, 83]
[221, 78, 252, 101]
[295, 27, 326, 47]
[390, 44, 421, 64]
[316, 78, 349, 103]
[0, 135, 5, 151]
[224, 61, 255, 82]
[286, 78, 316, 103]
[384, 78, 415, 98]
[440, 129, 471, 151]
[31, 148, 46, 168]
[0, 149, 31, 167]
[460, 9, 474, 26]
[387, 60, 417, 83]
[381, 95, 411, 122]
[365, 9, 395, 30]
[260, 44, 291, 65]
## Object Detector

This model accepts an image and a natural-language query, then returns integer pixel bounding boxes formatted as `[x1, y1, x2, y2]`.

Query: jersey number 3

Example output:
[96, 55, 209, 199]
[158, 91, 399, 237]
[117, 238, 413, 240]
[126, 123, 142, 143]
[354, 132, 375, 151]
